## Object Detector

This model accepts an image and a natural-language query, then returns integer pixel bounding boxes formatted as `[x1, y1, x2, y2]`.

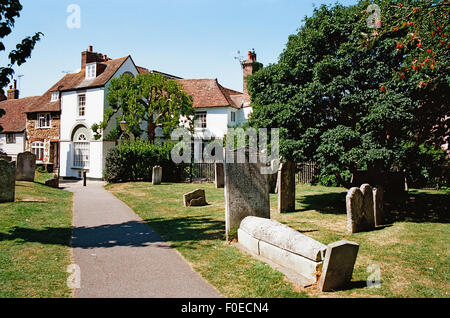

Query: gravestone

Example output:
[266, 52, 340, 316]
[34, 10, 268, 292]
[45, 175, 59, 189]
[268, 172, 278, 194]
[183, 189, 207, 207]
[0, 159, 16, 203]
[152, 166, 162, 185]
[215, 163, 224, 188]
[278, 161, 296, 213]
[224, 148, 270, 240]
[347, 184, 378, 233]
[318, 240, 359, 292]
[360, 184, 375, 229]
[16, 151, 36, 182]
[373, 187, 384, 226]
[346, 187, 365, 233]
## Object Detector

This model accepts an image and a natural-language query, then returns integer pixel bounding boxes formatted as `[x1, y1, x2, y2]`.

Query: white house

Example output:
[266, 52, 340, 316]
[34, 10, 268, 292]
[3, 46, 256, 180]
[56, 47, 143, 179]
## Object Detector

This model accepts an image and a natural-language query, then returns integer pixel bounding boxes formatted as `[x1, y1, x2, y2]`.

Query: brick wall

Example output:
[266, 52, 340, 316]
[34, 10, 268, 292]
[26, 112, 60, 164]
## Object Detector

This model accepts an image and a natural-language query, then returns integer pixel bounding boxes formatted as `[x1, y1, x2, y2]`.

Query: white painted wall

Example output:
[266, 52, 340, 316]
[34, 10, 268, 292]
[0, 132, 26, 160]
[59, 56, 139, 179]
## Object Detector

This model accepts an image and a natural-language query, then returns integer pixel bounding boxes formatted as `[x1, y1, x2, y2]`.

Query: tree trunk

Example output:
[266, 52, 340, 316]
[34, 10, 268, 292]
[335, 172, 352, 189]
[147, 120, 156, 144]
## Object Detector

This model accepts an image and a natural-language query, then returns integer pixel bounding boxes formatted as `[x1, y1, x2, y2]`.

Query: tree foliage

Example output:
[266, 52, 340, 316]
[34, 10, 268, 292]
[0, 0, 43, 132]
[248, 0, 449, 188]
[92, 73, 194, 143]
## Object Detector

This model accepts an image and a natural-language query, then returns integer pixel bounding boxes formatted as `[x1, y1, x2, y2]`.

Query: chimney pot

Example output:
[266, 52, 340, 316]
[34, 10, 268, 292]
[88, 45, 93, 52]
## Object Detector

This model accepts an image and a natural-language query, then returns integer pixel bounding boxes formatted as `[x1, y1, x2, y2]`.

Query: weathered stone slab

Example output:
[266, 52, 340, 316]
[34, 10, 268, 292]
[16, 151, 36, 182]
[319, 240, 359, 292]
[224, 149, 270, 239]
[373, 187, 384, 226]
[183, 189, 207, 207]
[240, 216, 327, 262]
[259, 240, 322, 282]
[0, 159, 16, 203]
[215, 162, 224, 188]
[360, 184, 375, 229]
[237, 229, 259, 255]
[152, 166, 162, 185]
[278, 161, 296, 213]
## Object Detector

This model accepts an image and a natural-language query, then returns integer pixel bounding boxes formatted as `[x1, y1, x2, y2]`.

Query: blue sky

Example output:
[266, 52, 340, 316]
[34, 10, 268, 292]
[2, 0, 358, 97]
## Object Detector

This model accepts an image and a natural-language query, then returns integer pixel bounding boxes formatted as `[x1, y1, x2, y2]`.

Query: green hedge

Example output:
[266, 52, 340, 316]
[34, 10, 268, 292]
[104, 139, 187, 183]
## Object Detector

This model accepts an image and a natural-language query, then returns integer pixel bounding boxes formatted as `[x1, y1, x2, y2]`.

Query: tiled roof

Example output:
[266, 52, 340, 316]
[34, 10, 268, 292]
[26, 56, 130, 113]
[178, 79, 243, 109]
[0, 96, 40, 132]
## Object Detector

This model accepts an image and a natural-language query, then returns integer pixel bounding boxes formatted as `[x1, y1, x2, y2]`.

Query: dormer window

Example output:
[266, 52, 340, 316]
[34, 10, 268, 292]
[86, 63, 97, 79]
[51, 91, 59, 102]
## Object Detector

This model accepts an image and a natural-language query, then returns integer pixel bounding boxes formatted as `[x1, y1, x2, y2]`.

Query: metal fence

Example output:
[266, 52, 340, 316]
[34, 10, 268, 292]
[189, 162, 319, 184]
[295, 162, 319, 184]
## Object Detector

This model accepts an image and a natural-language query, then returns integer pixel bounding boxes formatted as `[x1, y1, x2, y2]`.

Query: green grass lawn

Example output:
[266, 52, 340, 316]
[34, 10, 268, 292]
[0, 172, 73, 298]
[107, 182, 450, 298]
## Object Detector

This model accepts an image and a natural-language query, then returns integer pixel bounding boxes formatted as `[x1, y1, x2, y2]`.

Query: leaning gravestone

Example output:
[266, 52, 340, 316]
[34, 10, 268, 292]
[346, 187, 365, 233]
[152, 166, 162, 185]
[318, 240, 359, 292]
[224, 148, 270, 240]
[278, 161, 296, 213]
[0, 159, 16, 203]
[183, 189, 207, 207]
[16, 151, 36, 182]
[373, 187, 384, 226]
[215, 162, 224, 188]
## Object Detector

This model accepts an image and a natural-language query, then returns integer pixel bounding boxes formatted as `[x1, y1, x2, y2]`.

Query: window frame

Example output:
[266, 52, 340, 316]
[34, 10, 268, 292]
[31, 141, 45, 161]
[36, 113, 52, 129]
[85, 63, 97, 79]
[194, 111, 207, 129]
[77, 94, 86, 118]
[230, 111, 236, 123]
[51, 91, 59, 102]
[6, 133, 16, 144]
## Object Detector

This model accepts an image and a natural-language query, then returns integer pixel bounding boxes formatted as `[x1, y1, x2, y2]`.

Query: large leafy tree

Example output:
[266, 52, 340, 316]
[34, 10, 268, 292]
[0, 0, 43, 132]
[92, 73, 194, 143]
[248, 0, 449, 188]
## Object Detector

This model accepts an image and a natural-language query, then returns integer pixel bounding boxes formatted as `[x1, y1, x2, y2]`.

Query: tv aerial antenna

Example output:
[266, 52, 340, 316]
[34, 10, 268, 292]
[234, 50, 245, 65]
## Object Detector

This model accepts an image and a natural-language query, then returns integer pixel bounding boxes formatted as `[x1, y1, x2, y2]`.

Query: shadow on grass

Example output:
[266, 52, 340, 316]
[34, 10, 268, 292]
[143, 216, 225, 249]
[294, 191, 347, 215]
[291, 189, 449, 223]
[0, 216, 225, 250]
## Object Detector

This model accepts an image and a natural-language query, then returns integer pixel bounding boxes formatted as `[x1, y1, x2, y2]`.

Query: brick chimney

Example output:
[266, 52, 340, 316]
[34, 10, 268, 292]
[241, 49, 257, 107]
[7, 80, 19, 100]
[81, 45, 109, 70]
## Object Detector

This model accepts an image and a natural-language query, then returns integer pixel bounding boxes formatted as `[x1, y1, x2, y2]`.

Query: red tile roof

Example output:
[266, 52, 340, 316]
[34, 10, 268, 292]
[0, 96, 40, 132]
[178, 79, 243, 109]
[26, 56, 131, 113]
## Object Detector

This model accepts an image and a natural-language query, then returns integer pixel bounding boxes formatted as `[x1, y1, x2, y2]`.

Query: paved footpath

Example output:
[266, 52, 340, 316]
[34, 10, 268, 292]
[63, 181, 222, 298]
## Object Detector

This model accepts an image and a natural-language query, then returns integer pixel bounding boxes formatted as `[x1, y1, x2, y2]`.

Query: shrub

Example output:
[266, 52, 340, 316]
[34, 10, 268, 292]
[104, 139, 187, 183]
